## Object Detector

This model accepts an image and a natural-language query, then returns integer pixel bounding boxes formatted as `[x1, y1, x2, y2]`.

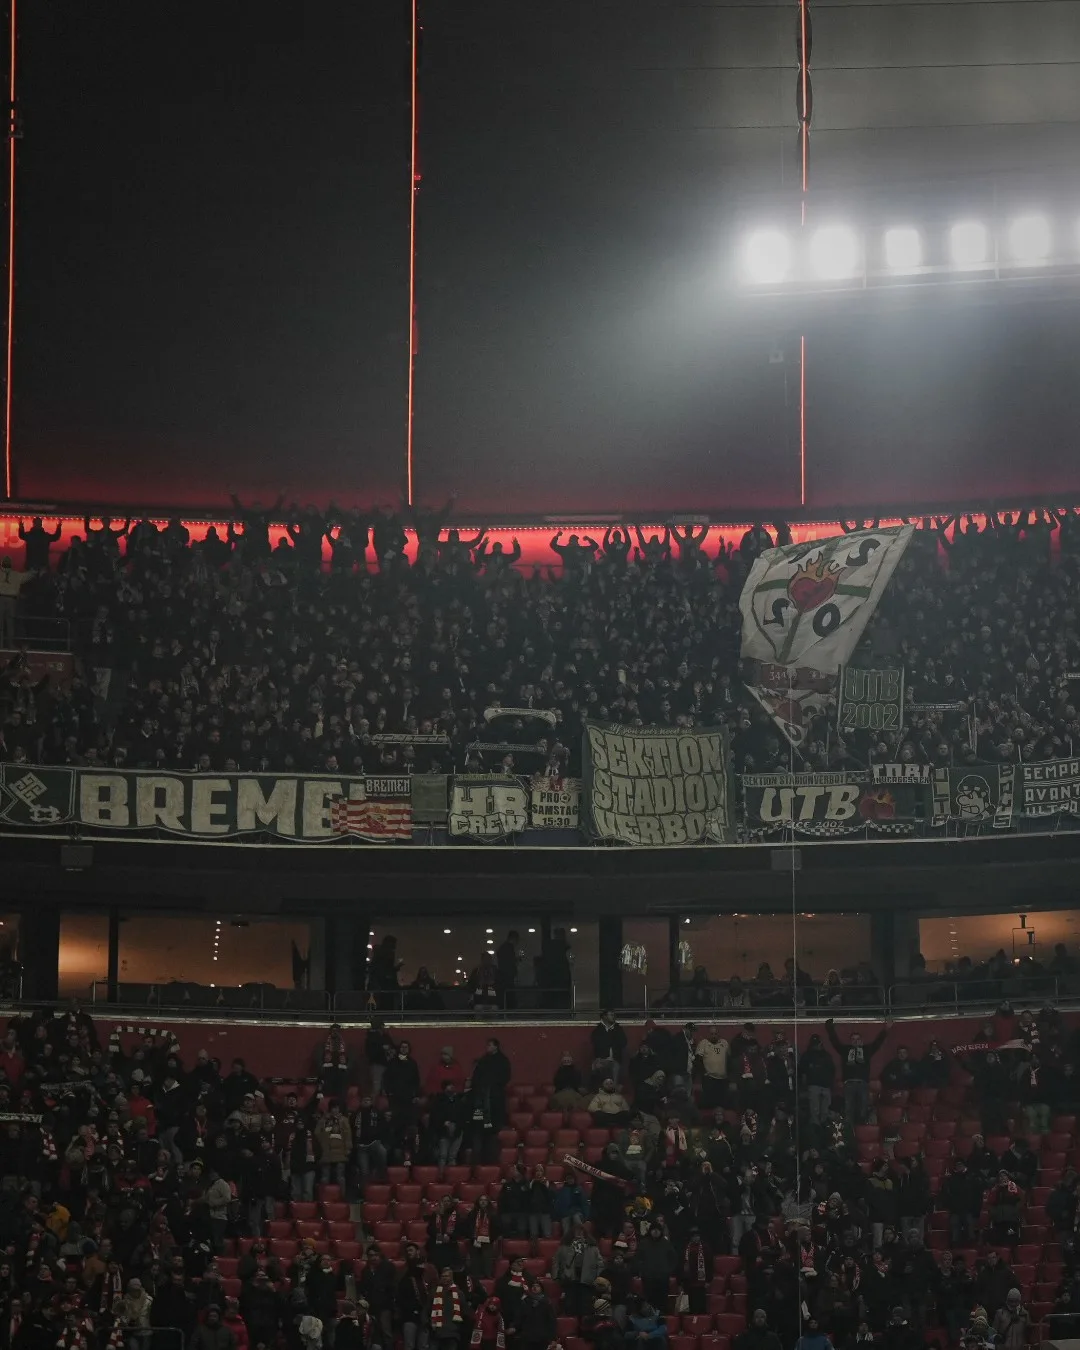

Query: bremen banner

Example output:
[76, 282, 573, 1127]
[584, 723, 733, 846]
[837, 667, 904, 735]
[742, 771, 922, 836]
[1021, 758, 1080, 816]
[0, 766, 411, 842]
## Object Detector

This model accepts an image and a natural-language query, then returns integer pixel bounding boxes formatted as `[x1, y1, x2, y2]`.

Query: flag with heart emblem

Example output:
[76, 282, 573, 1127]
[738, 525, 914, 747]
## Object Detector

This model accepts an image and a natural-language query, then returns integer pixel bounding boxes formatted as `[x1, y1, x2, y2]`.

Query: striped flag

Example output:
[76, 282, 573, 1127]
[330, 795, 412, 842]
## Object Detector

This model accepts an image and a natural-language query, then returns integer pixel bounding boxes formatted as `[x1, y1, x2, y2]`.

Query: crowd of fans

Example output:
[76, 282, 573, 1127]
[0, 996, 1077, 1350]
[2, 502, 1080, 779]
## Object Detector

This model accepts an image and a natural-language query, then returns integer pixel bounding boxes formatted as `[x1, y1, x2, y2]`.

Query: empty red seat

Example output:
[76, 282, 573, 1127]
[854, 1125, 880, 1142]
[512, 1114, 536, 1133]
[291, 1202, 318, 1220]
[397, 1204, 420, 1223]
[364, 1184, 391, 1204]
[328, 1222, 355, 1242]
[714, 1257, 740, 1278]
[334, 1241, 361, 1261]
[683, 1316, 715, 1335]
[374, 1222, 402, 1243]
[912, 1088, 939, 1106]
[899, 1122, 926, 1140]
[878, 1106, 903, 1127]
[540, 1113, 565, 1132]
[295, 1220, 325, 1240]
[929, 1120, 957, 1139]
[475, 1167, 501, 1184]
[714, 1315, 746, 1338]
[527, 1096, 550, 1116]
[670, 1337, 697, 1350]
[321, 1203, 350, 1222]
[525, 1129, 550, 1148]
[270, 1239, 297, 1260]
[407, 1221, 429, 1244]
[510, 1084, 536, 1098]
[585, 1128, 611, 1147]
[317, 1184, 343, 1202]
[701, 1336, 731, 1350]
[523, 1148, 548, 1168]
[268, 1221, 292, 1240]
[362, 1203, 388, 1224]
[924, 1139, 952, 1158]
[1016, 1246, 1041, 1266]
[426, 1184, 454, 1203]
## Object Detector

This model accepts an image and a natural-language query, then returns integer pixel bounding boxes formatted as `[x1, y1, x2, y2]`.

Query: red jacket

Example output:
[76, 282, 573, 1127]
[424, 1059, 466, 1097]
[224, 1313, 249, 1350]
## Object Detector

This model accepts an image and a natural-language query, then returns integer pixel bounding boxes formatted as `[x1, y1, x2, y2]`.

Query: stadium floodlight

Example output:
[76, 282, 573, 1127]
[950, 220, 989, 268]
[1007, 213, 1051, 263]
[883, 227, 922, 272]
[741, 229, 792, 283]
[809, 224, 859, 280]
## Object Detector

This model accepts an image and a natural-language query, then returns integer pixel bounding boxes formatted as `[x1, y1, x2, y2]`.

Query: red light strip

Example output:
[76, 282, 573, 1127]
[405, 0, 419, 508]
[3, 0, 15, 501]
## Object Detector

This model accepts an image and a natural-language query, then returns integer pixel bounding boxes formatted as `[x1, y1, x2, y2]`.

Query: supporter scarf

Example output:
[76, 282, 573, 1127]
[473, 1211, 491, 1246]
[323, 1030, 347, 1071]
[664, 1127, 686, 1158]
[99, 1271, 123, 1314]
[106, 1320, 125, 1350]
[741, 1112, 758, 1142]
[434, 1209, 458, 1242]
[994, 1178, 1020, 1197]
[685, 1239, 706, 1284]
[430, 1285, 463, 1330]
[57, 1328, 88, 1350]
[504, 1272, 527, 1297]
[470, 1300, 505, 1348]
[41, 1129, 57, 1164]
[614, 1226, 637, 1256]
[799, 1240, 816, 1273]
[739, 1055, 756, 1081]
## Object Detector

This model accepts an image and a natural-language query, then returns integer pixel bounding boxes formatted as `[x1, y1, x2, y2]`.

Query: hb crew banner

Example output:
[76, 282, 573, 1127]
[837, 667, 904, 736]
[739, 525, 913, 747]
[584, 723, 733, 846]
[932, 765, 1016, 829]
[742, 771, 922, 836]
[1021, 758, 1080, 816]
[0, 766, 413, 842]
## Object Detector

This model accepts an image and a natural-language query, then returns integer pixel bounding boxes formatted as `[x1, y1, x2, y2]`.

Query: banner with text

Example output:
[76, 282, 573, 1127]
[584, 723, 733, 846]
[932, 765, 1016, 829]
[448, 775, 528, 842]
[529, 775, 581, 830]
[1021, 758, 1080, 816]
[837, 667, 904, 736]
[742, 771, 922, 836]
[0, 766, 412, 841]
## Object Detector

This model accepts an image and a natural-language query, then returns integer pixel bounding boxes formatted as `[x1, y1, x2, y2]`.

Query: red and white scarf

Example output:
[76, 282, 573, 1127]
[323, 1030, 347, 1070]
[41, 1129, 58, 1164]
[473, 1210, 491, 1246]
[470, 1300, 505, 1349]
[430, 1285, 463, 1331]
[433, 1209, 458, 1242]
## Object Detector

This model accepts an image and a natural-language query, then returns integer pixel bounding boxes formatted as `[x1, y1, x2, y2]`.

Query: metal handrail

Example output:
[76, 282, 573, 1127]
[888, 974, 1074, 1014]
[334, 985, 578, 1016]
[89, 980, 332, 1013]
[648, 980, 888, 1013]
[12, 615, 71, 652]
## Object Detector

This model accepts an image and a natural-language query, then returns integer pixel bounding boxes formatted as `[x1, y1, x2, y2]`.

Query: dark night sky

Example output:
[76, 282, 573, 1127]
[10, 1, 1080, 513]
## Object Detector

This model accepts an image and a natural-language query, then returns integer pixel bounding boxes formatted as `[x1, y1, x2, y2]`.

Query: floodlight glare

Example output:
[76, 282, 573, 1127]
[809, 224, 859, 280]
[950, 220, 989, 268]
[883, 227, 922, 272]
[1007, 214, 1051, 263]
[742, 229, 791, 283]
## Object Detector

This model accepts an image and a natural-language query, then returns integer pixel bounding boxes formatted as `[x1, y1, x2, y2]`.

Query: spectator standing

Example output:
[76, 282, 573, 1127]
[314, 1104, 352, 1190]
[696, 1028, 731, 1109]
[590, 1012, 628, 1088]
[825, 1019, 890, 1124]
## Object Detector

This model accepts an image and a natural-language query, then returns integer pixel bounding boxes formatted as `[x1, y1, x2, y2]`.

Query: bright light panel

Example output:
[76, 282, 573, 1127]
[950, 220, 989, 268]
[742, 229, 791, 283]
[1007, 214, 1051, 263]
[809, 225, 859, 280]
[883, 227, 922, 272]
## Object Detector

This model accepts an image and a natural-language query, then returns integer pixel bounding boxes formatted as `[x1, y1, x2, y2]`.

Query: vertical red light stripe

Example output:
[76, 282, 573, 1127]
[3, 0, 15, 500]
[799, 335, 807, 506]
[405, 0, 418, 507]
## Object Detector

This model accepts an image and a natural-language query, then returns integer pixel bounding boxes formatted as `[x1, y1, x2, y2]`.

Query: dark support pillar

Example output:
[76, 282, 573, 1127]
[668, 917, 680, 1001]
[598, 916, 623, 1010]
[20, 904, 60, 1002]
[870, 911, 897, 1010]
[325, 915, 371, 1001]
[107, 908, 120, 1003]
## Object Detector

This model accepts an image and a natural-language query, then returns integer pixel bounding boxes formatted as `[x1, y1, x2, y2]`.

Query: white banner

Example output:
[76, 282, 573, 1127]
[739, 525, 913, 745]
[529, 775, 581, 829]
[448, 775, 528, 842]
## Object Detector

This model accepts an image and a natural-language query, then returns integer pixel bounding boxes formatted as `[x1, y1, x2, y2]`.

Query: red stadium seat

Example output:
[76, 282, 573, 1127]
[683, 1316, 715, 1335]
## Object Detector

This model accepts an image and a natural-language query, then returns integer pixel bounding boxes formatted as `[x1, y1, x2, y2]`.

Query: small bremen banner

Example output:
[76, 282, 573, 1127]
[529, 774, 581, 829]
[931, 765, 1016, 830]
[1021, 758, 1080, 816]
[584, 722, 733, 846]
[0, 766, 410, 842]
[742, 771, 921, 836]
[837, 667, 904, 735]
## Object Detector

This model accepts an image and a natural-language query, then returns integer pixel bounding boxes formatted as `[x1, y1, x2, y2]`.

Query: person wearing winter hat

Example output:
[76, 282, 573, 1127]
[991, 1290, 1030, 1350]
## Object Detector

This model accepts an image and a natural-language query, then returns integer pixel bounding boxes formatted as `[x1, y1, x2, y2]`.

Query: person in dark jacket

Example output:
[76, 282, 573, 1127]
[357, 1246, 397, 1343]
[636, 1222, 679, 1314]
[825, 1020, 890, 1125]
[799, 1035, 836, 1127]
[881, 1306, 921, 1350]
[734, 1308, 784, 1350]
[382, 1042, 422, 1118]
[305, 1254, 340, 1328]
[880, 1047, 919, 1094]
[191, 1306, 237, 1350]
[471, 1040, 511, 1132]
[939, 1160, 984, 1247]
[239, 1270, 280, 1349]
[515, 1279, 556, 1350]
[365, 1020, 396, 1099]
[896, 1156, 932, 1242]
[590, 1013, 628, 1087]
